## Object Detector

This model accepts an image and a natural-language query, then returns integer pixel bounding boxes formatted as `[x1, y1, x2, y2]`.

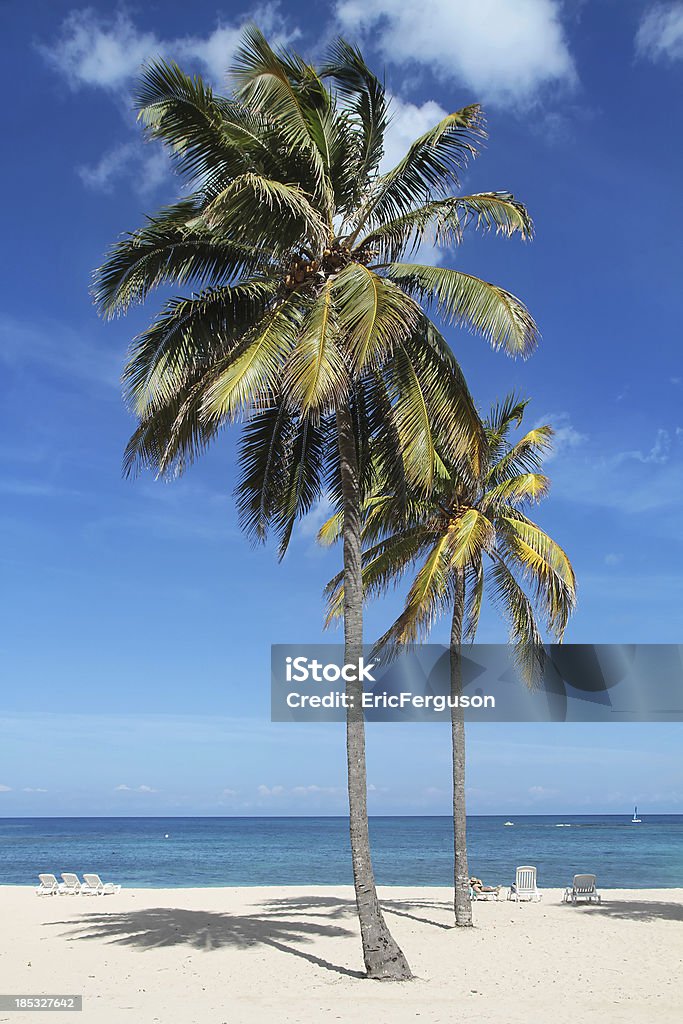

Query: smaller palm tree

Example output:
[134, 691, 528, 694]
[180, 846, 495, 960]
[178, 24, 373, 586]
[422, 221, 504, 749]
[321, 396, 576, 925]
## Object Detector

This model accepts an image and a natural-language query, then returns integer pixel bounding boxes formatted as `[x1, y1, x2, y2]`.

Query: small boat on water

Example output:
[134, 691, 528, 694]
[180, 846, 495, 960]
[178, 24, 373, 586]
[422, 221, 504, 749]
[504, 821, 515, 826]
[631, 805, 641, 823]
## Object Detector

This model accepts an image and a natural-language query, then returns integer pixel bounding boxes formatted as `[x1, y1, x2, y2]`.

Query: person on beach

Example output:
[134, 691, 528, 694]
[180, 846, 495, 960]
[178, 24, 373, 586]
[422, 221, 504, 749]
[470, 877, 501, 896]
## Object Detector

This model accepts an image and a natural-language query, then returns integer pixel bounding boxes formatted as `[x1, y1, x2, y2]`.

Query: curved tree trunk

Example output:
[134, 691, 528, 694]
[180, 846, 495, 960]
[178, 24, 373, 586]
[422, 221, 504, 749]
[450, 569, 472, 927]
[336, 404, 413, 981]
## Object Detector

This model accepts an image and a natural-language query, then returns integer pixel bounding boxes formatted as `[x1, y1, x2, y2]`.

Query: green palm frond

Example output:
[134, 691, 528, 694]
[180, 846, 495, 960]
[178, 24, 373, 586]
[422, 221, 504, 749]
[281, 281, 349, 415]
[202, 292, 309, 420]
[193, 173, 328, 251]
[487, 555, 546, 686]
[235, 400, 294, 542]
[384, 263, 539, 357]
[373, 534, 456, 651]
[358, 192, 532, 264]
[447, 508, 495, 568]
[333, 264, 419, 372]
[488, 425, 554, 482]
[123, 279, 278, 415]
[321, 39, 388, 186]
[482, 473, 550, 511]
[354, 105, 484, 235]
[498, 516, 576, 636]
[135, 61, 250, 183]
[92, 200, 269, 317]
[230, 26, 328, 195]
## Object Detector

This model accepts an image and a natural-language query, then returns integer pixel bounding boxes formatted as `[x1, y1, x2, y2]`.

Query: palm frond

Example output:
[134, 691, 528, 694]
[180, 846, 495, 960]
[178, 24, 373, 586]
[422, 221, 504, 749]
[321, 39, 388, 185]
[281, 281, 350, 416]
[333, 263, 419, 372]
[92, 200, 268, 317]
[354, 105, 485, 235]
[357, 192, 532, 264]
[202, 293, 309, 420]
[487, 554, 546, 687]
[123, 279, 278, 415]
[384, 263, 539, 357]
[230, 26, 328, 194]
[193, 172, 327, 251]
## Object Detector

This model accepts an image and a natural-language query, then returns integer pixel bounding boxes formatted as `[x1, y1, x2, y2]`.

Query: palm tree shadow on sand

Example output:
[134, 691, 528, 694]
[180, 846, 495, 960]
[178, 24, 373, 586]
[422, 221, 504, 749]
[48, 906, 365, 978]
[260, 895, 453, 931]
[48, 895, 458, 978]
[564, 899, 683, 923]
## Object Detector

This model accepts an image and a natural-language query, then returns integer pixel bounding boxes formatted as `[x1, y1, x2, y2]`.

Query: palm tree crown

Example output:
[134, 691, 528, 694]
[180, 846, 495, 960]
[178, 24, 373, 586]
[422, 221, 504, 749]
[323, 396, 576, 675]
[93, 28, 537, 548]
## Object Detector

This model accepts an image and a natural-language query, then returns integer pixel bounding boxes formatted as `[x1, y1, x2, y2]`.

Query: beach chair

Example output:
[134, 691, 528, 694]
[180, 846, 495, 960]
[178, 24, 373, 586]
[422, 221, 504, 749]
[563, 873, 601, 905]
[508, 865, 541, 902]
[36, 873, 60, 896]
[81, 873, 121, 896]
[60, 872, 82, 894]
[469, 880, 501, 901]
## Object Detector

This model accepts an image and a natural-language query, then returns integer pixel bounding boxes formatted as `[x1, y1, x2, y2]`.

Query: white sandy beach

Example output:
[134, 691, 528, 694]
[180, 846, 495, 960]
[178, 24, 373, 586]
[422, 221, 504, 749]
[1, 885, 682, 1023]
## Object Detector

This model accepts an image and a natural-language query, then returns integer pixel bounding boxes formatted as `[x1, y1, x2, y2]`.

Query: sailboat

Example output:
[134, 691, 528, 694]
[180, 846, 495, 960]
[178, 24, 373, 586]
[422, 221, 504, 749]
[631, 805, 641, 823]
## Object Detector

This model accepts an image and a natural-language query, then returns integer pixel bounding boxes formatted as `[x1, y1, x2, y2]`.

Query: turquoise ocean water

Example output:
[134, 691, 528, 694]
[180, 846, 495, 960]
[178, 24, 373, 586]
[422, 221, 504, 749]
[1, 815, 681, 888]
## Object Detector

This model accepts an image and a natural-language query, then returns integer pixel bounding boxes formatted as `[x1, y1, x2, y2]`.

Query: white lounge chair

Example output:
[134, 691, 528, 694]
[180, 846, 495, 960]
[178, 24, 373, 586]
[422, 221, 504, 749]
[508, 865, 542, 902]
[60, 872, 82, 894]
[36, 873, 60, 896]
[81, 873, 121, 896]
[470, 879, 502, 901]
[563, 873, 601, 905]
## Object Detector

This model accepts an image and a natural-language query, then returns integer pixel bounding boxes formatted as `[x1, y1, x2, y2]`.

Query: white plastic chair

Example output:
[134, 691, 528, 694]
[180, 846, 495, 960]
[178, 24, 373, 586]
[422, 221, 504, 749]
[508, 865, 541, 902]
[563, 873, 601, 905]
[60, 872, 82, 894]
[82, 873, 121, 896]
[36, 873, 59, 896]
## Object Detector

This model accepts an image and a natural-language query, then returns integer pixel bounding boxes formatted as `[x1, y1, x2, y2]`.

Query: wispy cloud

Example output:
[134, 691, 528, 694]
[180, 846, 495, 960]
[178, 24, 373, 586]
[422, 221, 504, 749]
[636, 2, 683, 62]
[613, 427, 673, 466]
[41, 4, 298, 92]
[78, 141, 171, 196]
[550, 426, 683, 516]
[335, 0, 576, 108]
[0, 784, 12, 792]
[534, 412, 587, 461]
[114, 783, 158, 793]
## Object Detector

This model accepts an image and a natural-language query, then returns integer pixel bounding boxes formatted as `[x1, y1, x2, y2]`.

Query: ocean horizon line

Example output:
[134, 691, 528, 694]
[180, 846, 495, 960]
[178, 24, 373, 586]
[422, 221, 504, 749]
[1, 812, 680, 820]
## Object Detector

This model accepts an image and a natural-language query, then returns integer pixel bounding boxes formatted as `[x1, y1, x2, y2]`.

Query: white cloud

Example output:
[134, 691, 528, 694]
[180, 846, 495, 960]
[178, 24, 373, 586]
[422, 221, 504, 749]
[0, 784, 11, 792]
[636, 3, 683, 62]
[535, 412, 587, 461]
[115, 783, 157, 792]
[78, 141, 171, 196]
[42, 4, 298, 92]
[40, 9, 159, 89]
[257, 784, 285, 797]
[381, 97, 448, 171]
[22, 787, 48, 793]
[335, 0, 576, 107]
[614, 428, 672, 466]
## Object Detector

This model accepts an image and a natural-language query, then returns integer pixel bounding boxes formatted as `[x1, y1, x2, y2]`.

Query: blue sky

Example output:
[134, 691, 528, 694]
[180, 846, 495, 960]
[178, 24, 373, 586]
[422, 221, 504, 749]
[1, 0, 682, 816]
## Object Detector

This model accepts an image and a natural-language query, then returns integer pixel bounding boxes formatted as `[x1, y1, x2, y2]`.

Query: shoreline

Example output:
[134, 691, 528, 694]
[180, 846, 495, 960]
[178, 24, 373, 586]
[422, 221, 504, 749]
[2, 885, 682, 1022]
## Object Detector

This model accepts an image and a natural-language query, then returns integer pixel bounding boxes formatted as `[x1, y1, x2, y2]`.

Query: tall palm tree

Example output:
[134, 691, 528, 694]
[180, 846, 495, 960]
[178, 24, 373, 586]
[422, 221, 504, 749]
[322, 398, 576, 925]
[93, 29, 538, 977]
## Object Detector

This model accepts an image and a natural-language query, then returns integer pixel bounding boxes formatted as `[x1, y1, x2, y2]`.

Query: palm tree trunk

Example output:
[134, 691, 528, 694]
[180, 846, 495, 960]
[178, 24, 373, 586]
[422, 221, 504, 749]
[336, 403, 412, 981]
[450, 569, 472, 926]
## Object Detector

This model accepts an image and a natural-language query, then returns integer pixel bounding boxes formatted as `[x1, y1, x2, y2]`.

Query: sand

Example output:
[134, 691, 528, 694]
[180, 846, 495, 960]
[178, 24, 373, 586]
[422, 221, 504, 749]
[1, 885, 682, 1023]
